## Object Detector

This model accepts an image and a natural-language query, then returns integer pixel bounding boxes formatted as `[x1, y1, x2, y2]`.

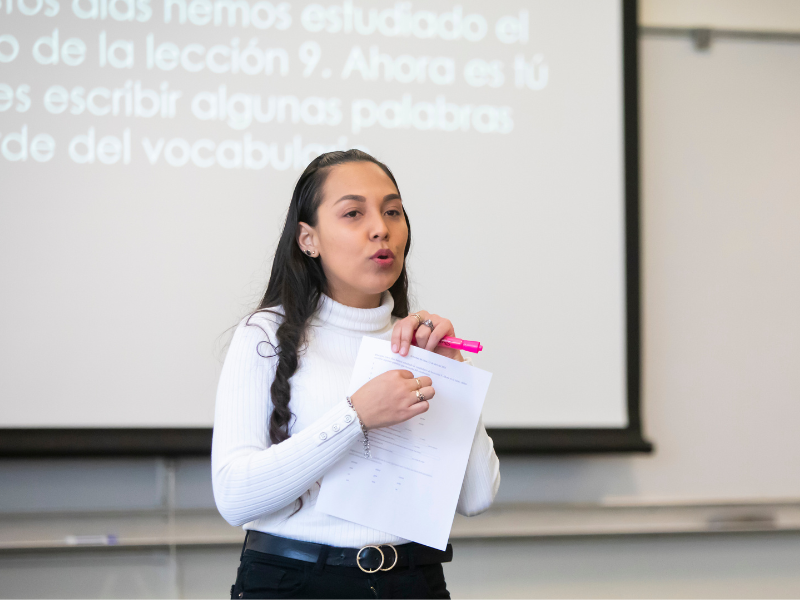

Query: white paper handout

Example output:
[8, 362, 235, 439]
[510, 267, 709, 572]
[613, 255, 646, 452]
[316, 336, 492, 550]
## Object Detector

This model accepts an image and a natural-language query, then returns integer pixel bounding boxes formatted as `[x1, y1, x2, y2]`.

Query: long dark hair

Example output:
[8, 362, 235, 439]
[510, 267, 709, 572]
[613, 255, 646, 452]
[250, 149, 412, 449]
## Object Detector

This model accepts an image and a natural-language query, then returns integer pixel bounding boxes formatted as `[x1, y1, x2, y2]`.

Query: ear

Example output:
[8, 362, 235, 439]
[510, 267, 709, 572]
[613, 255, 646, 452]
[296, 222, 318, 256]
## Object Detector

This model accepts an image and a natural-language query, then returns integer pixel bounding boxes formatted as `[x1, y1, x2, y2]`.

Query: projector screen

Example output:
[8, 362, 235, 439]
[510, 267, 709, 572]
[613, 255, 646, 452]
[0, 0, 649, 452]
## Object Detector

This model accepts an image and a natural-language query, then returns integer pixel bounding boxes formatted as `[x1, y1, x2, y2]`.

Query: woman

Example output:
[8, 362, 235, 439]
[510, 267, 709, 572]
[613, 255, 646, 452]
[212, 149, 500, 599]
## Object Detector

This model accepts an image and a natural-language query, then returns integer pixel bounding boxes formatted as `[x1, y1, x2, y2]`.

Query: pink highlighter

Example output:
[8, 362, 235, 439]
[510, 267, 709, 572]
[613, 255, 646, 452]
[411, 332, 483, 353]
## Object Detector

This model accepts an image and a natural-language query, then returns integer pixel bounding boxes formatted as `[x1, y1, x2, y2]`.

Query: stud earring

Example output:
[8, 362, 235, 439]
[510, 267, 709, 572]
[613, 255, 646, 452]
[305, 250, 312, 256]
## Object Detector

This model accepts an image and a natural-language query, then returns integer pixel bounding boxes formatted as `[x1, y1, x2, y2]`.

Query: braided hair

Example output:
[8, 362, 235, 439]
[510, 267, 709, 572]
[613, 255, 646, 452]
[249, 151, 412, 512]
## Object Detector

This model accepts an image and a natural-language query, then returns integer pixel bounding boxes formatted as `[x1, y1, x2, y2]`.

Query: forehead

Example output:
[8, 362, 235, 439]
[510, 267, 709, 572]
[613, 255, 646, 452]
[321, 162, 398, 203]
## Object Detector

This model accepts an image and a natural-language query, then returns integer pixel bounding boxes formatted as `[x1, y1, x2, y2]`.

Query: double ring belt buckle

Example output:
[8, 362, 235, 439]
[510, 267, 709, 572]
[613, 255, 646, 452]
[356, 544, 398, 573]
[379, 544, 398, 571]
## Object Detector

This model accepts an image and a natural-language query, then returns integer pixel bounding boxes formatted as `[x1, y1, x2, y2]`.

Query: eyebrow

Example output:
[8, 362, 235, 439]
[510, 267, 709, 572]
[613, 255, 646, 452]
[333, 193, 402, 205]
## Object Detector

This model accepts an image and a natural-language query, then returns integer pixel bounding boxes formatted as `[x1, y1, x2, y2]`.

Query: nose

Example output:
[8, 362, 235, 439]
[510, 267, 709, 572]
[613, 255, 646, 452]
[370, 213, 390, 240]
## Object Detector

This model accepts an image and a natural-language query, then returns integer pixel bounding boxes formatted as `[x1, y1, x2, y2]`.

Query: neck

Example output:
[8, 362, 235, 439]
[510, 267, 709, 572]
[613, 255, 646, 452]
[327, 285, 383, 309]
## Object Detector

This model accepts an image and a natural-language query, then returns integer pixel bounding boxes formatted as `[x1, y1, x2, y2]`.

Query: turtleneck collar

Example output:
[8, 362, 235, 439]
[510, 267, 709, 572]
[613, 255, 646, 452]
[312, 290, 394, 333]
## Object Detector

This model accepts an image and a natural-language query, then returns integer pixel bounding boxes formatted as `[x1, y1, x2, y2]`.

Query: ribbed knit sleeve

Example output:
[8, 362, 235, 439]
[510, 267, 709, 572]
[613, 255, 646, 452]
[456, 415, 501, 516]
[455, 355, 501, 517]
[211, 315, 362, 527]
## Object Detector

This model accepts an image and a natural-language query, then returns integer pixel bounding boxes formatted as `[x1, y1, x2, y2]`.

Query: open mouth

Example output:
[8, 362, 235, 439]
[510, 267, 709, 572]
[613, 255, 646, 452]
[371, 250, 395, 266]
[371, 250, 395, 260]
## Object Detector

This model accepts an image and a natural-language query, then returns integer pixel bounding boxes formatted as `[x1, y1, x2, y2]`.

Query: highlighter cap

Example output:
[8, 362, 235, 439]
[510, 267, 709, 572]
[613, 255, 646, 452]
[462, 340, 483, 353]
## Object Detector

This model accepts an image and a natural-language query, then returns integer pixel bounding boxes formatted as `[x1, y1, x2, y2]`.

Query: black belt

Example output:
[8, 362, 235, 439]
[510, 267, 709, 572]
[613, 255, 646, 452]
[243, 530, 453, 573]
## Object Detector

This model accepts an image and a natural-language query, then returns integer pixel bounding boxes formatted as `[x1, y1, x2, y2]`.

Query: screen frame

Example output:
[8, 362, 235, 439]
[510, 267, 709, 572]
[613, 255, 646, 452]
[0, 0, 652, 457]
[487, 0, 652, 454]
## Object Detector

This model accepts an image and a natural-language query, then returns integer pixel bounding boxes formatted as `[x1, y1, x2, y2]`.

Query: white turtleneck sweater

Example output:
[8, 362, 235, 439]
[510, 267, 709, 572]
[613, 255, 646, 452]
[211, 290, 500, 548]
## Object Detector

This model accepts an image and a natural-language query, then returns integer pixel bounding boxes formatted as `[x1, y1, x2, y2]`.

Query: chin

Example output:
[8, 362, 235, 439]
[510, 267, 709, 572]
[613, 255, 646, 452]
[364, 275, 399, 295]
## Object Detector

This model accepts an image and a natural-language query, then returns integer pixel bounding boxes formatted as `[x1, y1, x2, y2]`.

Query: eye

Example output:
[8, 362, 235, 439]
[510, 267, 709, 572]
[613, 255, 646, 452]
[344, 210, 360, 218]
[386, 209, 402, 216]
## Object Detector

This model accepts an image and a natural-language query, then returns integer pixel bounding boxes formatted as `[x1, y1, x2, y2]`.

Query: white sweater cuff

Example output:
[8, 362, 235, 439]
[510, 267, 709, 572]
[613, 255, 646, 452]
[315, 399, 361, 445]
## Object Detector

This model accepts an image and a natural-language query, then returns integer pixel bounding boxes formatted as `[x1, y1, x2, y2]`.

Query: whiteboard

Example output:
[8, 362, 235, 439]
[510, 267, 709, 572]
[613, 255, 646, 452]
[490, 30, 800, 505]
[620, 33, 800, 501]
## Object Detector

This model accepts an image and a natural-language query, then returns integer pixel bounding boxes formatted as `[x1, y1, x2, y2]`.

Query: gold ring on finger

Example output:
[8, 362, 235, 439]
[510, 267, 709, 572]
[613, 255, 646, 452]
[415, 390, 426, 403]
[415, 378, 422, 390]
[410, 313, 423, 326]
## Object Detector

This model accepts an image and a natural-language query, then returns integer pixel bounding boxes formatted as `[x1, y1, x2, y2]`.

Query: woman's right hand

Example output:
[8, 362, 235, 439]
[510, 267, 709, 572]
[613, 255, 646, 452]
[349, 370, 435, 430]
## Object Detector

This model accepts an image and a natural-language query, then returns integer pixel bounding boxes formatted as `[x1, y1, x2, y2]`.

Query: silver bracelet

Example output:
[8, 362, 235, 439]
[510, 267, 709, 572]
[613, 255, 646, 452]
[346, 396, 371, 458]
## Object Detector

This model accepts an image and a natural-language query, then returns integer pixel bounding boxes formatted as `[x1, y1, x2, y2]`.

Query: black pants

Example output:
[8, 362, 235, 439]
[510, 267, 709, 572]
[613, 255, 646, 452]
[231, 548, 451, 599]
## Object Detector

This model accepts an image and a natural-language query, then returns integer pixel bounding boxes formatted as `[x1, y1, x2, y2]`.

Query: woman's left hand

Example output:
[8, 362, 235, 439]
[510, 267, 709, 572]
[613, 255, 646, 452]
[391, 311, 464, 362]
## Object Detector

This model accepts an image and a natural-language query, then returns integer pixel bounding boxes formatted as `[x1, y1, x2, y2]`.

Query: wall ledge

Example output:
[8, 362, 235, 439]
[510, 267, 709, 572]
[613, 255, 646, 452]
[2, 500, 799, 552]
